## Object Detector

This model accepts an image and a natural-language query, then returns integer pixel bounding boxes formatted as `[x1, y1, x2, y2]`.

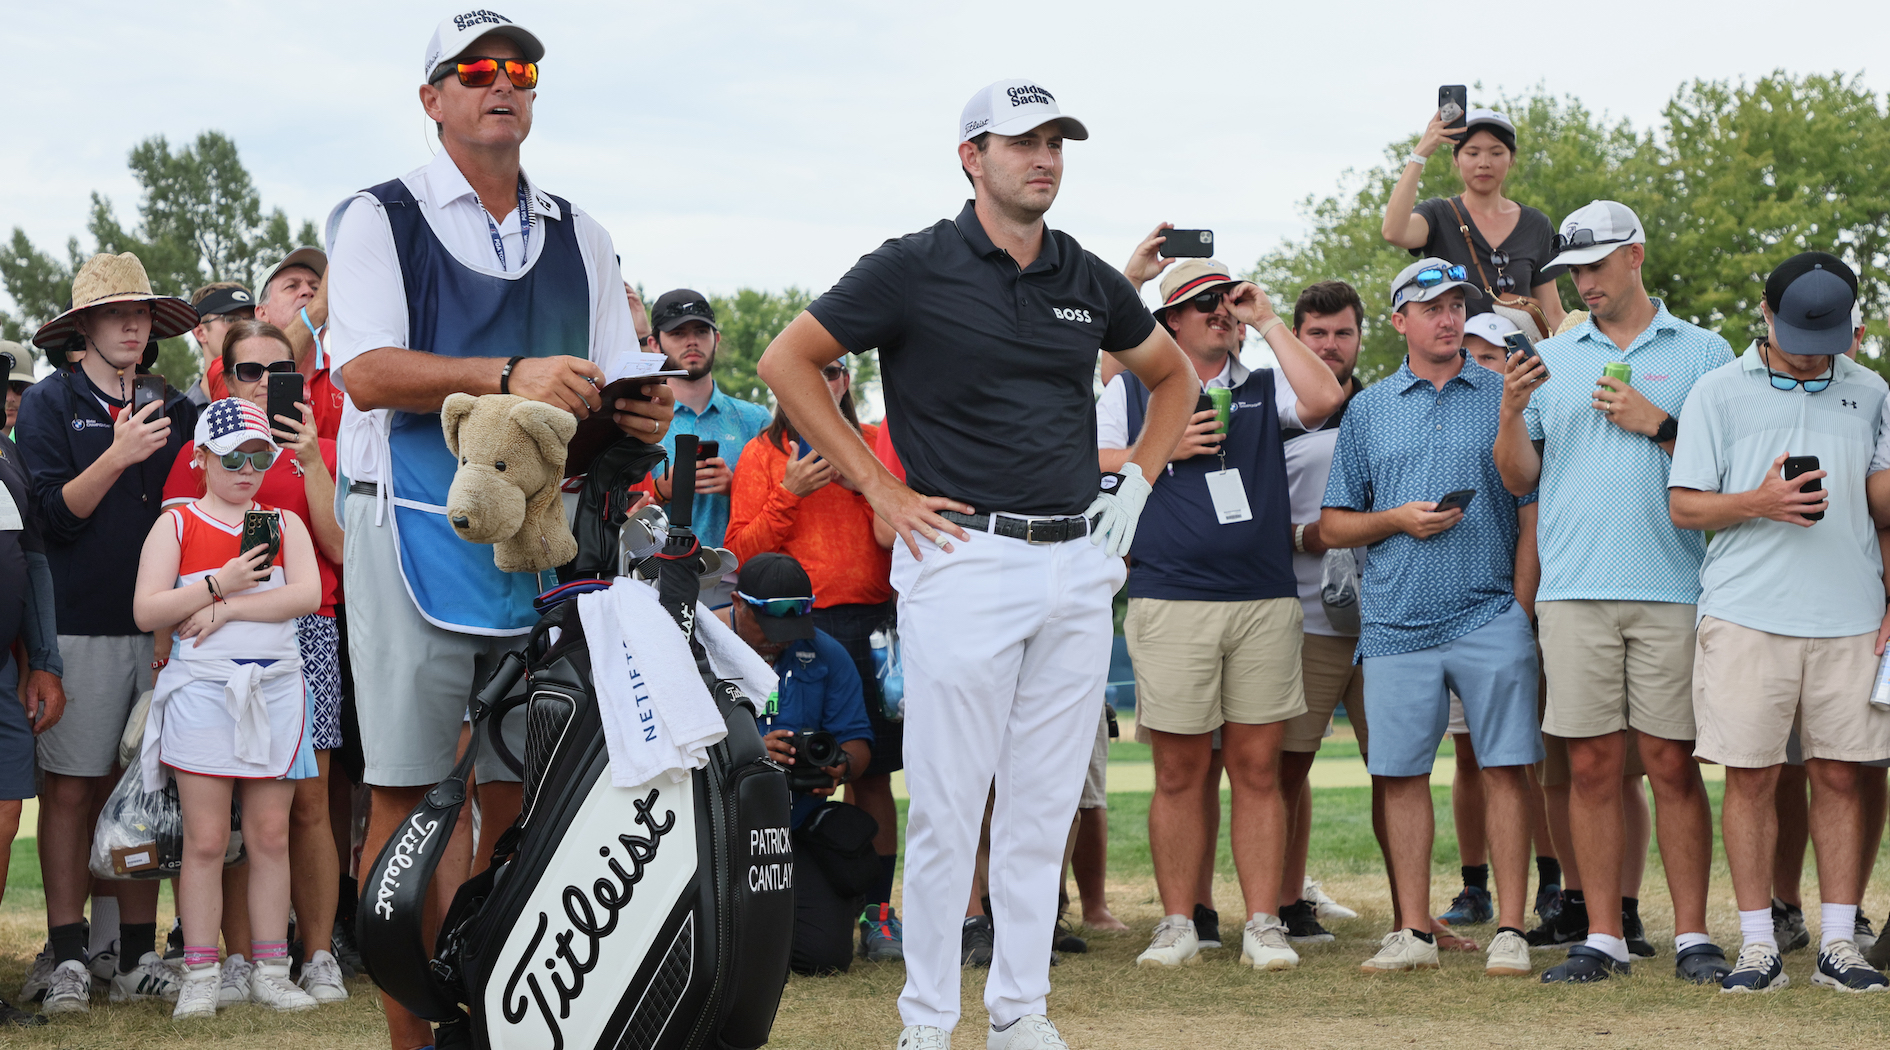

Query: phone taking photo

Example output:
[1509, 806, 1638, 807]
[1783, 455, 1824, 522]
[1434, 489, 1477, 514]
[1159, 230, 1215, 259]
[1439, 85, 1468, 129]
[131, 374, 165, 415]
[266, 372, 304, 440]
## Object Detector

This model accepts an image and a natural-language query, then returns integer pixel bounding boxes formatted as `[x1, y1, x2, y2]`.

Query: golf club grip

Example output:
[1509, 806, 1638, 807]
[670, 434, 698, 527]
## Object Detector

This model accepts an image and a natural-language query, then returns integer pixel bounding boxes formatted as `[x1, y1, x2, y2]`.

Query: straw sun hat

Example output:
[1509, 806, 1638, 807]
[31, 252, 197, 363]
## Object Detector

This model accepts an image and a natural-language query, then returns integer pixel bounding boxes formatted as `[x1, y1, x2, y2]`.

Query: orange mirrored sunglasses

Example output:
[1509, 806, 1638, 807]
[444, 56, 538, 90]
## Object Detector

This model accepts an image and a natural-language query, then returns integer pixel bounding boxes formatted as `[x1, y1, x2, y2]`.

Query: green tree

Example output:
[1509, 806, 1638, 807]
[708, 287, 815, 406]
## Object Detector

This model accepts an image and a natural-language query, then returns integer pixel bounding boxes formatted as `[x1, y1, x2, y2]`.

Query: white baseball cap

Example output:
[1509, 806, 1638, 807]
[1547, 200, 1645, 268]
[1463, 312, 1521, 345]
[959, 79, 1088, 143]
[423, 9, 545, 83]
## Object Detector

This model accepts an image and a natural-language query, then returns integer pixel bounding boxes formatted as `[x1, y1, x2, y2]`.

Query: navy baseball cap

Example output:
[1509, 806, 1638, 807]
[736, 553, 815, 642]
[1765, 251, 1858, 357]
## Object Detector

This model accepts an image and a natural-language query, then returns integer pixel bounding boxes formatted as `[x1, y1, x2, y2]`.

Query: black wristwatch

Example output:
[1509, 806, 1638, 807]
[1651, 414, 1679, 444]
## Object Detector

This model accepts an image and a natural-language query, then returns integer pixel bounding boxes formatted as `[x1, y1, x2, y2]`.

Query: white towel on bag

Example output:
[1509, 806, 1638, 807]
[579, 581, 728, 786]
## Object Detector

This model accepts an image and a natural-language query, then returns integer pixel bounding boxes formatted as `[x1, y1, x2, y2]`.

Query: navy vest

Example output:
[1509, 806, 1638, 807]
[1123, 368, 1297, 602]
[366, 177, 592, 634]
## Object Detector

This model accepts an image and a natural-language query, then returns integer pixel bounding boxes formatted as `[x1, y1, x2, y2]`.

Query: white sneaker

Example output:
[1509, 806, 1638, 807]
[1135, 915, 1201, 969]
[219, 954, 254, 1005]
[41, 960, 91, 1015]
[988, 1014, 1069, 1050]
[1360, 929, 1440, 973]
[249, 959, 318, 1012]
[1305, 877, 1359, 921]
[19, 946, 53, 1002]
[1240, 915, 1299, 971]
[86, 943, 118, 987]
[108, 950, 181, 1002]
[896, 1025, 952, 1050]
[298, 949, 350, 1003]
[1485, 929, 1532, 976]
[172, 964, 220, 1019]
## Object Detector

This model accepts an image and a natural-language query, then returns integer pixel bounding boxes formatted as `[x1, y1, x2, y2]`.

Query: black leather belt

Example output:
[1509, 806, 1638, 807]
[940, 509, 1092, 544]
[349, 481, 379, 496]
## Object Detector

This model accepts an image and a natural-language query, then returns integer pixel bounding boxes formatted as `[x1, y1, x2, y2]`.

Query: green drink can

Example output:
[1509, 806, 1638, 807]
[1602, 361, 1633, 385]
[1209, 387, 1233, 432]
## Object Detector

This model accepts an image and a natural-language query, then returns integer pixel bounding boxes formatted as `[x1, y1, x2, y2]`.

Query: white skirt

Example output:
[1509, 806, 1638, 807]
[154, 661, 310, 781]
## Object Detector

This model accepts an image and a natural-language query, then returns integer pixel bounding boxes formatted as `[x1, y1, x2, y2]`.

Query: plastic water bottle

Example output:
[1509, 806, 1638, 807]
[870, 628, 904, 721]
[1872, 652, 1890, 710]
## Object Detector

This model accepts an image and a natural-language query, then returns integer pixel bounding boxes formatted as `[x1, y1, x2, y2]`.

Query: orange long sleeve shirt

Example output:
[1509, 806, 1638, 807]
[725, 425, 893, 609]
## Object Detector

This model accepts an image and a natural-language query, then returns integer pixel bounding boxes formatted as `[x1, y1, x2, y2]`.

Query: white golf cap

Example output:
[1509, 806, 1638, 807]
[959, 79, 1088, 143]
[1463, 312, 1521, 345]
[1547, 200, 1645, 268]
[424, 9, 545, 83]
[1390, 257, 1475, 310]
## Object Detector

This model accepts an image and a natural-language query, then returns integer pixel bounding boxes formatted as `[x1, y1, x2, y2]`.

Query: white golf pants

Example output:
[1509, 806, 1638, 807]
[892, 527, 1124, 1031]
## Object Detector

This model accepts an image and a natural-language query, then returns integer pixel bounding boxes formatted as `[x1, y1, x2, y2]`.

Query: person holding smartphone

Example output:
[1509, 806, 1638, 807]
[1382, 104, 1566, 335]
[646, 289, 772, 550]
[1319, 257, 1543, 979]
[159, 319, 349, 1004]
[12, 251, 199, 1013]
[1669, 252, 1890, 994]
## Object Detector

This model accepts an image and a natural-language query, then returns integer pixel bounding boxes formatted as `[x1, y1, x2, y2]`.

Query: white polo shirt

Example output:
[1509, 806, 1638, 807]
[325, 149, 637, 484]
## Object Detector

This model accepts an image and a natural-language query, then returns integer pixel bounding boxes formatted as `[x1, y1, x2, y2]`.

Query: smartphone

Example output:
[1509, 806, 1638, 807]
[1502, 332, 1536, 362]
[1158, 229, 1215, 259]
[696, 439, 719, 461]
[241, 509, 282, 569]
[1439, 85, 1468, 129]
[1783, 455, 1825, 522]
[794, 438, 813, 460]
[1434, 489, 1477, 513]
[131, 374, 165, 415]
[266, 372, 304, 439]
[1195, 392, 1215, 414]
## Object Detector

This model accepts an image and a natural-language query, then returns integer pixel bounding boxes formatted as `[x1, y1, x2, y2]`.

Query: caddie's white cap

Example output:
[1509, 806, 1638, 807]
[1463, 312, 1521, 345]
[1547, 200, 1645, 268]
[423, 9, 545, 83]
[959, 78, 1089, 143]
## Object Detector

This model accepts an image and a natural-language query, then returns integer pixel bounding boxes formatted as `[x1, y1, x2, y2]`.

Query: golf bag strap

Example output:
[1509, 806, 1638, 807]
[355, 741, 477, 1022]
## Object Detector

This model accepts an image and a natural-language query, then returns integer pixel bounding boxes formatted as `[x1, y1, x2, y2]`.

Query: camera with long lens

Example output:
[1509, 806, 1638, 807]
[785, 730, 841, 793]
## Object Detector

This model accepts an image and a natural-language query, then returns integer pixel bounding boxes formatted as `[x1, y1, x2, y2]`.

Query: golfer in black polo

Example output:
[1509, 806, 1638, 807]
[759, 79, 1195, 1050]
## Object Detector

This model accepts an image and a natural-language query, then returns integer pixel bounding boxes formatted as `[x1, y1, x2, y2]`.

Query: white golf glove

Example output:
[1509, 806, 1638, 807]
[1086, 462, 1152, 558]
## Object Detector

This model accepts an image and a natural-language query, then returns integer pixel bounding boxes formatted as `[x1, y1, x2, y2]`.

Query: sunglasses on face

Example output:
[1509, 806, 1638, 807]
[1185, 289, 1229, 313]
[821, 365, 847, 380]
[216, 448, 279, 472]
[230, 360, 295, 384]
[736, 592, 815, 618]
[441, 56, 538, 90]
[1552, 228, 1638, 256]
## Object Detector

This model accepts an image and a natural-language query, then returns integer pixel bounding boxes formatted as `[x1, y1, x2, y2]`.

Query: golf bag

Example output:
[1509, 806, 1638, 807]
[358, 434, 795, 1050]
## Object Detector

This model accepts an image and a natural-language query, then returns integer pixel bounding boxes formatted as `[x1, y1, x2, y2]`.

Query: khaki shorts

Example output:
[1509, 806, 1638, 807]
[1126, 597, 1306, 735]
[1080, 702, 1109, 810]
[1540, 600, 1697, 741]
[1693, 616, 1890, 767]
[1282, 632, 1367, 755]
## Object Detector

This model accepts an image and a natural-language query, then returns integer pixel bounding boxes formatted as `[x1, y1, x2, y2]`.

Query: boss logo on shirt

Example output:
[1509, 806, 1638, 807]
[1052, 307, 1093, 324]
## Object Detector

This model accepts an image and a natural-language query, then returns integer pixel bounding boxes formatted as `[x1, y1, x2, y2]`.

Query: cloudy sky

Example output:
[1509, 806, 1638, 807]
[9, 0, 1890, 318]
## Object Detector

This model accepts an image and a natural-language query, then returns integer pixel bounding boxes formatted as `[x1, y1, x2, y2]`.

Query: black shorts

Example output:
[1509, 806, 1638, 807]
[332, 603, 365, 783]
[0, 654, 35, 800]
[812, 602, 902, 777]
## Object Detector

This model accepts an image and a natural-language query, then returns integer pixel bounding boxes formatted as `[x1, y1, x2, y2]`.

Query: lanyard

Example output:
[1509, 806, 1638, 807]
[476, 175, 533, 272]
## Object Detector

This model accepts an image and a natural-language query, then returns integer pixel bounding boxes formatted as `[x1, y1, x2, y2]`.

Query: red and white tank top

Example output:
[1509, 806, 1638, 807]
[168, 502, 298, 662]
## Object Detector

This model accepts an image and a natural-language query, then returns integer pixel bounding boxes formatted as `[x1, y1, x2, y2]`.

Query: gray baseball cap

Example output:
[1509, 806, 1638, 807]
[1765, 251, 1858, 357]
[1390, 257, 1474, 311]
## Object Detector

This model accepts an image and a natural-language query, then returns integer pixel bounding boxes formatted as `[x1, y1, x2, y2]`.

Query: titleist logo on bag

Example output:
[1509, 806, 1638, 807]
[486, 780, 697, 1050]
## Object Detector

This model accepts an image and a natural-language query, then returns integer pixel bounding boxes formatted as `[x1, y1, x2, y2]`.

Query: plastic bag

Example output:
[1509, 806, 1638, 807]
[869, 626, 904, 722]
[90, 761, 245, 881]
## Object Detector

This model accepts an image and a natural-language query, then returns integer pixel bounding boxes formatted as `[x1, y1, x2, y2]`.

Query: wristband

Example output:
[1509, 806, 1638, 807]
[151, 658, 168, 673]
[1294, 523, 1308, 553]
[1254, 316, 1284, 342]
[1406, 153, 1429, 168]
[499, 355, 525, 395]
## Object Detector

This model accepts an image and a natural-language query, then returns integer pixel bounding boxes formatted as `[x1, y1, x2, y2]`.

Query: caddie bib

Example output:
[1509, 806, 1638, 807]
[362, 177, 591, 634]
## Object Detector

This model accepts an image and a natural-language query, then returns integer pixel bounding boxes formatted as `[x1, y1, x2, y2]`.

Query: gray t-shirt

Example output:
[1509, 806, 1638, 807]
[1412, 196, 1564, 319]
[1669, 343, 1890, 637]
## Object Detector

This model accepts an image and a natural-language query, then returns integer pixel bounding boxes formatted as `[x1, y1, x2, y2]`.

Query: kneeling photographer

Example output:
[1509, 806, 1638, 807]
[731, 553, 878, 974]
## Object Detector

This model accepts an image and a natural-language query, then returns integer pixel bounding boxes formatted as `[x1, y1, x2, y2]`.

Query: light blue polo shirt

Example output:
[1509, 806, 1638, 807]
[1524, 299, 1733, 603]
[1669, 342, 1890, 637]
[660, 383, 773, 547]
[1324, 355, 1533, 660]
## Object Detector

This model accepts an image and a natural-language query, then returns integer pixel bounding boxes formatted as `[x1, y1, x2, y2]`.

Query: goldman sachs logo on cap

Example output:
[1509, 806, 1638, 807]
[454, 9, 514, 31]
[1007, 84, 1054, 108]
